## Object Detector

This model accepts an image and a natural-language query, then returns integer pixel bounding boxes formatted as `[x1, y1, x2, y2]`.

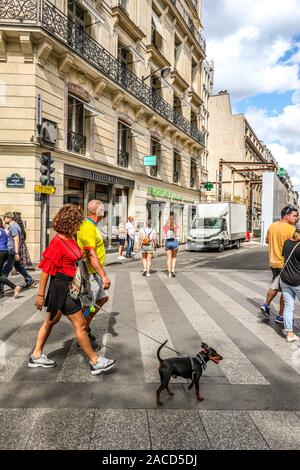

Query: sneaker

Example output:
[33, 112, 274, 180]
[146, 272, 151, 277]
[171, 271, 176, 278]
[286, 334, 300, 343]
[28, 354, 57, 368]
[142, 270, 147, 276]
[259, 304, 270, 318]
[275, 315, 284, 324]
[90, 356, 117, 375]
[168, 272, 172, 278]
[13, 286, 22, 299]
[23, 280, 37, 289]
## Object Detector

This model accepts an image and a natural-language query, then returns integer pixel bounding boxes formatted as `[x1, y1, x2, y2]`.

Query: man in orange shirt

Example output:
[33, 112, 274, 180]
[260, 206, 298, 322]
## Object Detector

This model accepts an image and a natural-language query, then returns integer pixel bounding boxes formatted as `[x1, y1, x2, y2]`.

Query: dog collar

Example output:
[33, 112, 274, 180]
[195, 353, 207, 369]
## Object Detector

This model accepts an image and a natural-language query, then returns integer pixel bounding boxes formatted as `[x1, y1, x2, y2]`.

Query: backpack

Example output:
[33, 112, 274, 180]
[142, 228, 152, 246]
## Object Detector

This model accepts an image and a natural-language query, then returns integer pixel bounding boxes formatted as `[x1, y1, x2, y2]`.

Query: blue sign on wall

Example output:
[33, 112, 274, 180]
[6, 174, 25, 188]
[143, 155, 157, 166]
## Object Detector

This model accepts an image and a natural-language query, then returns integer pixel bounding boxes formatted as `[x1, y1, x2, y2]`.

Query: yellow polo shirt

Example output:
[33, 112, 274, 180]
[266, 221, 295, 268]
[77, 218, 106, 273]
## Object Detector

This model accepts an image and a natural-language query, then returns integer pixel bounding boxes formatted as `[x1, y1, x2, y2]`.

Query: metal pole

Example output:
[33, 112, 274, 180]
[231, 170, 235, 202]
[107, 185, 113, 250]
[40, 194, 48, 254]
[218, 161, 223, 202]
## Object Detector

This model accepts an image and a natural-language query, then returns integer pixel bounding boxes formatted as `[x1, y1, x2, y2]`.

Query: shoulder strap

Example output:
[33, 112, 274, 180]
[59, 236, 81, 260]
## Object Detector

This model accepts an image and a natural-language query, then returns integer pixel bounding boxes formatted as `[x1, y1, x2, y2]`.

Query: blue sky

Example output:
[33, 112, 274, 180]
[203, 0, 300, 191]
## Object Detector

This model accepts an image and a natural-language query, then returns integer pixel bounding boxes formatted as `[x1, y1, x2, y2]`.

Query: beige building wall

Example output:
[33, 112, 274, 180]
[0, 0, 206, 260]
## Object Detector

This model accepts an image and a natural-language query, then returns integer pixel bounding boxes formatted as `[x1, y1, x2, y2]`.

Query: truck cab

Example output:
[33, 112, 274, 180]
[187, 216, 228, 251]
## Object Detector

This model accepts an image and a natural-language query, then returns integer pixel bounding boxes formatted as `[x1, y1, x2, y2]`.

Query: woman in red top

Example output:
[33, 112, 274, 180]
[28, 204, 116, 375]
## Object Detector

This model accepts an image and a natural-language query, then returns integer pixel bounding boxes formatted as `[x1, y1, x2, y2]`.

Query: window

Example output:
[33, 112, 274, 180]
[118, 121, 130, 168]
[190, 159, 197, 188]
[174, 36, 182, 66]
[150, 138, 160, 177]
[67, 95, 86, 154]
[117, 43, 132, 85]
[173, 152, 181, 183]
[191, 111, 198, 130]
[67, 1, 85, 52]
[119, 0, 128, 12]
[151, 75, 162, 106]
[152, 10, 164, 51]
[191, 60, 197, 85]
[173, 94, 182, 116]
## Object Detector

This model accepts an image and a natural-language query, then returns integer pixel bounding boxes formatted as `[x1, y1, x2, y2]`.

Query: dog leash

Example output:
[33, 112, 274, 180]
[100, 307, 185, 357]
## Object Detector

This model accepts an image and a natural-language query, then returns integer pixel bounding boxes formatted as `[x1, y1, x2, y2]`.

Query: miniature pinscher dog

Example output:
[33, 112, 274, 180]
[156, 340, 223, 406]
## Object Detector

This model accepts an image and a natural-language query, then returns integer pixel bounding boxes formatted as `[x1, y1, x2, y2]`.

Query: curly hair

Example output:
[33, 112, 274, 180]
[52, 204, 83, 235]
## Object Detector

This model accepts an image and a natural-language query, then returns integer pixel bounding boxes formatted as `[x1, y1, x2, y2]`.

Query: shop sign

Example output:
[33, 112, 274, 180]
[34, 185, 56, 195]
[143, 155, 157, 166]
[6, 174, 25, 188]
[147, 186, 195, 204]
[91, 172, 118, 185]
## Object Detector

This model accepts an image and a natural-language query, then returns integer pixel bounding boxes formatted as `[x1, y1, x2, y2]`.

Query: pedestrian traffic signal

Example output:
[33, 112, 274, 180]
[39, 152, 55, 186]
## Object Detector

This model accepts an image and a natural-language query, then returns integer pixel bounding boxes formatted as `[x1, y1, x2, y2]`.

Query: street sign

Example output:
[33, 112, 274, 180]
[277, 167, 286, 177]
[34, 185, 56, 195]
[143, 155, 157, 166]
[6, 174, 25, 188]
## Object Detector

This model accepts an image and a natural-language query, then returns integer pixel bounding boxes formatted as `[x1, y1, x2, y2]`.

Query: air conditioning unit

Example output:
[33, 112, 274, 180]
[41, 119, 58, 145]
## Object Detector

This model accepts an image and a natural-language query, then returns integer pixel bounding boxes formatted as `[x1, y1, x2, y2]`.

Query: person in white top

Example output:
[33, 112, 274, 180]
[126, 216, 135, 258]
[117, 217, 127, 259]
[139, 220, 156, 277]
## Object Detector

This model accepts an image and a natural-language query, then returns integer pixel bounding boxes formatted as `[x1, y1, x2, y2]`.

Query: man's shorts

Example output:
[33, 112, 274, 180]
[81, 273, 108, 307]
[119, 238, 126, 246]
[271, 267, 282, 291]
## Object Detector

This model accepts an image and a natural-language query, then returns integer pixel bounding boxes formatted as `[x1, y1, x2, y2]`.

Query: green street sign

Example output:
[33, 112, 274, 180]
[277, 167, 286, 177]
[144, 155, 157, 166]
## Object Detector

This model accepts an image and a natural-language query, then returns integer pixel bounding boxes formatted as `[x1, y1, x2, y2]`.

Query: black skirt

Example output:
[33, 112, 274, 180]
[45, 273, 81, 317]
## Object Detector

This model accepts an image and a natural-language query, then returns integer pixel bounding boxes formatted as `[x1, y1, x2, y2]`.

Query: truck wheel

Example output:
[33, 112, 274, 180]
[235, 240, 241, 249]
[219, 242, 225, 252]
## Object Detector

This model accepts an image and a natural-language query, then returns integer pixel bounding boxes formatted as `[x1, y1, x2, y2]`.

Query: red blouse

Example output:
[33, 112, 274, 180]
[38, 234, 83, 277]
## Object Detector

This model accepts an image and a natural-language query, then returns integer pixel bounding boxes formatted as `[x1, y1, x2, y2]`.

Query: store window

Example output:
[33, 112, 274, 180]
[64, 177, 84, 206]
[170, 204, 183, 242]
[147, 202, 164, 245]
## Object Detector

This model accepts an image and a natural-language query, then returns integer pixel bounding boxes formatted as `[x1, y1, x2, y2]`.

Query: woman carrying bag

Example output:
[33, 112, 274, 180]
[140, 220, 156, 277]
[279, 229, 300, 342]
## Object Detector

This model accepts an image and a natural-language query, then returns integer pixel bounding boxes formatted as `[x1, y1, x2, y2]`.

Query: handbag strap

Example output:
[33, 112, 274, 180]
[59, 236, 81, 260]
[280, 241, 300, 277]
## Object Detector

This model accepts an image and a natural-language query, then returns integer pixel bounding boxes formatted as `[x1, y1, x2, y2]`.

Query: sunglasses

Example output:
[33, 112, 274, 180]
[286, 206, 298, 215]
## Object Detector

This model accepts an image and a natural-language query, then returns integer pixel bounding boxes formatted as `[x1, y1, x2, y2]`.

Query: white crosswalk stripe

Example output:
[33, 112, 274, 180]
[157, 273, 268, 385]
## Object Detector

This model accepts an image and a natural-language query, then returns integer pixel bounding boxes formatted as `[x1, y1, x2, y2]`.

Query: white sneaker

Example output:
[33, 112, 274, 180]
[90, 356, 116, 375]
[28, 354, 57, 368]
[168, 272, 172, 278]
[286, 334, 300, 343]
[118, 256, 124, 260]
[146, 272, 151, 277]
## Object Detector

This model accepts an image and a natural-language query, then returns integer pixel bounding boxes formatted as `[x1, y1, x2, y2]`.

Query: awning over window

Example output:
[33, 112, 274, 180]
[152, 11, 166, 40]
[69, 93, 104, 118]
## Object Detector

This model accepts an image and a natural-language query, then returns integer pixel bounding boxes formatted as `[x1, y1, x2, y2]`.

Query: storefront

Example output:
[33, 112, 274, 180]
[64, 165, 134, 249]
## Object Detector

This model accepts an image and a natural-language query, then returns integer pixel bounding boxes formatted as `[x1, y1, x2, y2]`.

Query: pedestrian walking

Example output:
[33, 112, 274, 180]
[117, 217, 127, 259]
[77, 200, 111, 341]
[13, 212, 34, 270]
[126, 216, 135, 258]
[139, 220, 156, 277]
[259, 206, 298, 322]
[163, 216, 180, 278]
[28, 204, 116, 375]
[280, 229, 300, 342]
[0, 212, 35, 291]
[0, 217, 21, 299]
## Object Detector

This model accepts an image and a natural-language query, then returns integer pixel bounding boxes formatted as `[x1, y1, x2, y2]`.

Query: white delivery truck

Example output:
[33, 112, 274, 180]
[186, 202, 247, 252]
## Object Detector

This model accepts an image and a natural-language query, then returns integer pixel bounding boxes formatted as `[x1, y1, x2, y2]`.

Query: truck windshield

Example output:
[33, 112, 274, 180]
[192, 218, 222, 229]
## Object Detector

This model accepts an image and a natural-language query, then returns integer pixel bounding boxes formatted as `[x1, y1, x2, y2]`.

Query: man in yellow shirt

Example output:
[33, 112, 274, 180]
[77, 200, 111, 343]
[260, 205, 298, 322]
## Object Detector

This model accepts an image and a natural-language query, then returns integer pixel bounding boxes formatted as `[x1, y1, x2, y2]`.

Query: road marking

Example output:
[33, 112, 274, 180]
[192, 273, 300, 376]
[157, 273, 268, 385]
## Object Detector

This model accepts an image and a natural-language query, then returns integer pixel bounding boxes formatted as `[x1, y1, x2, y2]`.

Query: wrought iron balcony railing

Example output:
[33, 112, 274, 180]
[171, 0, 206, 51]
[67, 130, 86, 155]
[150, 165, 158, 177]
[118, 149, 129, 168]
[1, 0, 205, 147]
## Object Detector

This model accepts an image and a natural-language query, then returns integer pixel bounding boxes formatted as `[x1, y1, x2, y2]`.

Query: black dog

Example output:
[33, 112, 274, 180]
[156, 340, 223, 406]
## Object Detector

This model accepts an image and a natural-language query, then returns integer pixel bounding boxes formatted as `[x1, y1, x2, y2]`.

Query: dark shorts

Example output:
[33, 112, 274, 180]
[45, 274, 81, 317]
[119, 239, 126, 246]
[271, 267, 282, 292]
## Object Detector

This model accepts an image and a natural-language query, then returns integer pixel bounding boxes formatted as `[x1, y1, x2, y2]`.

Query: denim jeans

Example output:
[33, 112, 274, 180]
[1, 253, 33, 287]
[126, 236, 135, 257]
[280, 280, 300, 331]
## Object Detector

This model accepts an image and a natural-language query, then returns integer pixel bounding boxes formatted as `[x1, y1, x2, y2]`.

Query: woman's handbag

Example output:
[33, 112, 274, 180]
[60, 238, 91, 300]
[271, 241, 300, 291]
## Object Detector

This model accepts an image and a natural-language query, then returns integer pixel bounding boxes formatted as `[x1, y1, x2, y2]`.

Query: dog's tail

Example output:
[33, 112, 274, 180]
[157, 340, 168, 363]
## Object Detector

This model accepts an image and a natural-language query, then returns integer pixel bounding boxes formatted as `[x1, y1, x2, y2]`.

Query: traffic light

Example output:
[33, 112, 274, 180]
[39, 152, 55, 186]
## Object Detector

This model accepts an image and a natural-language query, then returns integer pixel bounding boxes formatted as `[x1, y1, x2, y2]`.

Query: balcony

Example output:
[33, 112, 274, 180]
[67, 130, 86, 155]
[170, 0, 206, 52]
[1, 0, 205, 147]
[118, 149, 129, 168]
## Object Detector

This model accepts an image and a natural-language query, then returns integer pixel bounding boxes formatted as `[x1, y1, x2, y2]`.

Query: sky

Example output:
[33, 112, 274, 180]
[202, 0, 300, 192]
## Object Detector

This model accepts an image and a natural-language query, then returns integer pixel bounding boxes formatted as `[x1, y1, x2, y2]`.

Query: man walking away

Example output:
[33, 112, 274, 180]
[1, 212, 35, 291]
[126, 216, 135, 258]
[259, 206, 298, 322]
[77, 200, 110, 343]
